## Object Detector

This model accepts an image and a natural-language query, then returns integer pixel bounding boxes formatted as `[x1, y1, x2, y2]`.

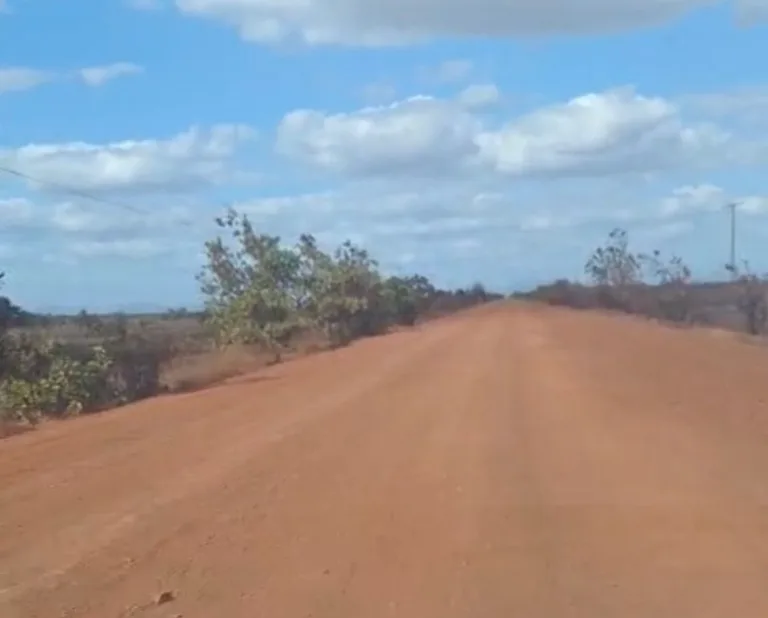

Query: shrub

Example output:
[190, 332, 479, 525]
[0, 342, 112, 424]
[198, 208, 496, 356]
[727, 262, 768, 335]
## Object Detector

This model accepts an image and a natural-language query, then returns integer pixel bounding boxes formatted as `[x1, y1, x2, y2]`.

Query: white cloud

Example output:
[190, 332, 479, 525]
[277, 87, 730, 180]
[49, 201, 192, 234]
[170, 0, 741, 47]
[659, 184, 725, 216]
[456, 84, 500, 109]
[0, 197, 33, 225]
[0, 196, 204, 262]
[230, 180, 768, 265]
[1, 124, 255, 194]
[78, 62, 144, 86]
[0, 62, 143, 95]
[739, 195, 768, 214]
[659, 183, 768, 217]
[482, 88, 730, 177]
[276, 96, 481, 176]
[0, 67, 54, 94]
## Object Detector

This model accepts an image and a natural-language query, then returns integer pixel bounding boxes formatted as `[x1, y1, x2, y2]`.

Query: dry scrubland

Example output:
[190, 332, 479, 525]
[4, 226, 768, 617]
[521, 228, 768, 337]
[0, 208, 500, 436]
[5, 298, 768, 617]
[2, 223, 767, 437]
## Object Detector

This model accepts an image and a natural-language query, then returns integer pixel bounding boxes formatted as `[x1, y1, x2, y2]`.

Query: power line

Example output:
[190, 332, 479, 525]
[0, 163, 212, 233]
[0, 163, 154, 217]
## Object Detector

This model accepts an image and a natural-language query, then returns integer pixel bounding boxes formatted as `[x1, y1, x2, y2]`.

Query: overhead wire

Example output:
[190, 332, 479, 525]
[0, 163, 198, 228]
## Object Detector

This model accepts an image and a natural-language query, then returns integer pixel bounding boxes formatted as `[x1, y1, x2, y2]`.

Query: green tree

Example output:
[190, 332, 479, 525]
[297, 236, 385, 346]
[382, 275, 435, 327]
[198, 208, 308, 360]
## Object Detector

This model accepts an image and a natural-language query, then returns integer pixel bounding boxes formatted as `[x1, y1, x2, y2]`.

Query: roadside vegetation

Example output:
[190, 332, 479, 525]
[522, 227, 768, 336]
[6, 215, 762, 436]
[0, 209, 501, 431]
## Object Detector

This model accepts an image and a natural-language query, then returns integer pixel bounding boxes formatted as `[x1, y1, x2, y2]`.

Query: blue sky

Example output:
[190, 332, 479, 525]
[1, 0, 768, 312]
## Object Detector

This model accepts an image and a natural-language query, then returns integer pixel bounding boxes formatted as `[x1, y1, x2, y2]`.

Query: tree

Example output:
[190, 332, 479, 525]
[198, 209, 499, 357]
[584, 228, 644, 312]
[0, 272, 28, 333]
[75, 309, 105, 336]
[197, 208, 306, 360]
[584, 228, 642, 287]
[639, 250, 693, 323]
[727, 261, 768, 335]
[297, 236, 385, 346]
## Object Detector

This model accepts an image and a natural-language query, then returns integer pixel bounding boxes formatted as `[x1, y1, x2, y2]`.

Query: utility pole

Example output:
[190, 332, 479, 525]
[727, 202, 738, 278]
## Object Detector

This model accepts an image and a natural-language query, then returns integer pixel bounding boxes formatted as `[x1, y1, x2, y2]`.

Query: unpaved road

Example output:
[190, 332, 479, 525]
[2, 303, 768, 617]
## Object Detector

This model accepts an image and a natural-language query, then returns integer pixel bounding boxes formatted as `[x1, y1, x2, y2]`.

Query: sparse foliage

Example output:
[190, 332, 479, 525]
[0, 339, 112, 424]
[727, 261, 768, 335]
[584, 228, 644, 311]
[584, 228, 642, 288]
[638, 250, 693, 323]
[197, 209, 476, 356]
[1, 218, 498, 431]
[198, 209, 312, 359]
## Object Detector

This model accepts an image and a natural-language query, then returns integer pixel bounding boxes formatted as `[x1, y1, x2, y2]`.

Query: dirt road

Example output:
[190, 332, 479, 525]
[2, 303, 768, 617]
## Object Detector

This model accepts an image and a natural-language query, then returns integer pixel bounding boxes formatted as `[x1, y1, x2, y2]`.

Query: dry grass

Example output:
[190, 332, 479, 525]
[158, 332, 331, 394]
[159, 345, 271, 393]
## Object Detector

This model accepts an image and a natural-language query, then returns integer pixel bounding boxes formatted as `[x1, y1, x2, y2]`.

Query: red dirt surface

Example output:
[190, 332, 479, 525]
[2, 302, 768, 617]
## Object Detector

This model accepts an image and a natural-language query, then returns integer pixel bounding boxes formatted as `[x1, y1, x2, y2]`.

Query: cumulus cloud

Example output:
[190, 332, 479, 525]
[78, 62, 144, 86]
[277, 87, 730, 180]
[659, 184, 726, 216]
[479, 88, 729, 177]
[1, 124, 255, 194]
[659, 183, 768, 217]
[0, 195, 204, 262]
[167, 0, 768, 47]
[276, 96, 482, 176]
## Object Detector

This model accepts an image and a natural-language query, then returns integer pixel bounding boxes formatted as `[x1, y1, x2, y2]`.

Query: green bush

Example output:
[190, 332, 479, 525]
[197, 209, 498, 357]
[0, 220, 500, 429]
[0, 343, 112, 424]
